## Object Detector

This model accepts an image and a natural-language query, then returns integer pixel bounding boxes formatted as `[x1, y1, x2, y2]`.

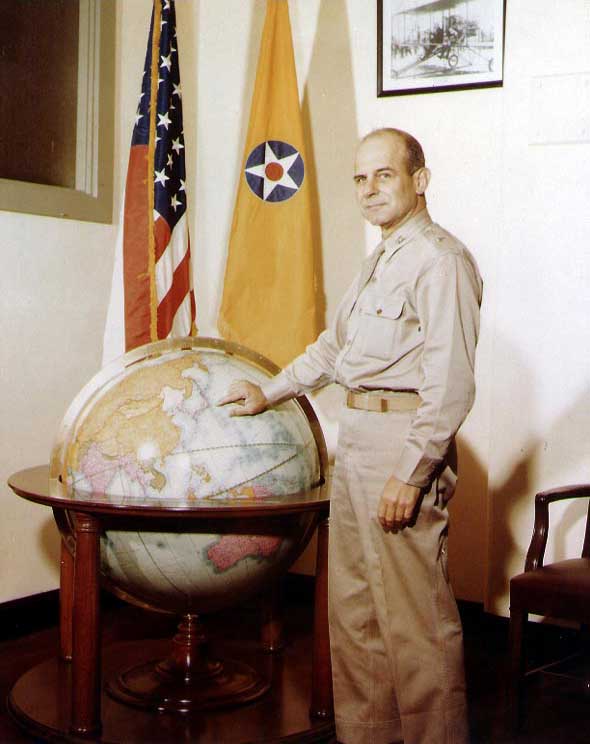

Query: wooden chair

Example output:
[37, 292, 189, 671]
[509, 485, 590, 729]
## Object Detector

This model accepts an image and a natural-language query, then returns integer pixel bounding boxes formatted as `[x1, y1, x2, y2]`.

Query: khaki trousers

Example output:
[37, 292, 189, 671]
[329, 407, 468, 744]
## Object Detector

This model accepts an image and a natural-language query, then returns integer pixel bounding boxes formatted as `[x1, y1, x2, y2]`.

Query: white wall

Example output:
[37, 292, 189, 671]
[1, 0, 589, 615]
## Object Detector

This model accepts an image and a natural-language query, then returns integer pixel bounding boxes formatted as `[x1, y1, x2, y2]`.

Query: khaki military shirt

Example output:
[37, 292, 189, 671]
[261, 209, 483, 489]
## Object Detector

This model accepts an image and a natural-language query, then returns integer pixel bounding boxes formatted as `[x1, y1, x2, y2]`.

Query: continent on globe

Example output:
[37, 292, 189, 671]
[51, 338, 324, 615]
[59, 344, 319, 504]
[72, 356, 196, 494]
[206, 535, 283, 573]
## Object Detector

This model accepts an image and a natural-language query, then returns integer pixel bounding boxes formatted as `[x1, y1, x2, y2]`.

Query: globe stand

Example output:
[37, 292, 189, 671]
[106, 613, 270, 712]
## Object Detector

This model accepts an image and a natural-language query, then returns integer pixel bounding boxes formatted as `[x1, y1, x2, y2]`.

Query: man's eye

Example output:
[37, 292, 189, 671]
[379, 172, 392, 179]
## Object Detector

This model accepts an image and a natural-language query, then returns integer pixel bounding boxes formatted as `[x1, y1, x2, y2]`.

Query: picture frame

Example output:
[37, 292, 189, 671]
[377, 0, 506, 97]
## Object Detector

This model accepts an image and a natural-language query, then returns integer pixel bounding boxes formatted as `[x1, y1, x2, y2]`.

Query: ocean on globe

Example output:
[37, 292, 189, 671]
[50, 338, 324, 614]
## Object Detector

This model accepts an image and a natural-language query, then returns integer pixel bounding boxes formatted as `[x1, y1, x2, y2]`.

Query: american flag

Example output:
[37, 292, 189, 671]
[102, 0, 196, 365]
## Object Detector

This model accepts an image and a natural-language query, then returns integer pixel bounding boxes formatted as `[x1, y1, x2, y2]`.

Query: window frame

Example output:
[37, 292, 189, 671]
[0, 0, 115, 224]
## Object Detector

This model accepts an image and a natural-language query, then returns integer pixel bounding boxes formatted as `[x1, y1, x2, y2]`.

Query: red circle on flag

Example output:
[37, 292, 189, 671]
[265, 162, 284, 181]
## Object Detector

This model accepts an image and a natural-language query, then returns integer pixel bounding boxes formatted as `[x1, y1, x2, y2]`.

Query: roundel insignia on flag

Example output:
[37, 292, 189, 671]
[244, 140, 304, 203]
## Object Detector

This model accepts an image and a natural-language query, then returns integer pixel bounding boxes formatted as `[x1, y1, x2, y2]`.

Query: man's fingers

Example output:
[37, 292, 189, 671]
[394, 502, 408, 524]
[217, 381, 249, 406]
[379, 498, 395, 530]
[229, 408, 249, 417]
[218, 380, 268, 417]
[378, 494, 417, 532]
[402, 505, 415, 522]
[217, 392, 242, 405]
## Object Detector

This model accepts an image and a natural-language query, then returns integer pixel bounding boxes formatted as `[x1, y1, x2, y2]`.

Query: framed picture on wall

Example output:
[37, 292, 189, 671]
[377, 0, 506, 97]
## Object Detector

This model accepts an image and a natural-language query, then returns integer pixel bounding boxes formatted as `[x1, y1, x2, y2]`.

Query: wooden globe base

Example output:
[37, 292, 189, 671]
[6, 469, 334, 742]
[8, 638, 335, 743]
[106, 614, 270, 712]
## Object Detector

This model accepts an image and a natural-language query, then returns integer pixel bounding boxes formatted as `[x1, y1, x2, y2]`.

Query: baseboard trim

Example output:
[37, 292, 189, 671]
[2, 580, 575, 649]
[0, 575, 316, 642]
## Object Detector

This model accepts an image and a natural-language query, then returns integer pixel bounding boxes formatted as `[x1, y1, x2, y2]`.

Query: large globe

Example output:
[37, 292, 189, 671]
[50, 337, 325, 615]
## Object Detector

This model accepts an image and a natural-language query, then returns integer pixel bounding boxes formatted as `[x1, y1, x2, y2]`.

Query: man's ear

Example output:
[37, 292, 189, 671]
[413, 167, 431, 196]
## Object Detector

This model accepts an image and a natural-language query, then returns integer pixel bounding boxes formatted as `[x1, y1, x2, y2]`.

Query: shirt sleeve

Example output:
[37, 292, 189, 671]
[260, 277, 358, 405]
[392, 251, 482, 488]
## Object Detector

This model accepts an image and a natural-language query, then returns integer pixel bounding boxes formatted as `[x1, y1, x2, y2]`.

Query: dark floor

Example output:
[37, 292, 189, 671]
[1, 588, 589, 743]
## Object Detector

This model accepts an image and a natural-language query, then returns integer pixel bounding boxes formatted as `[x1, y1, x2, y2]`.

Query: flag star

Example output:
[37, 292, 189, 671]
[172, 83, 182, 98]
[160, 18, 167, 30]
[170, 193, 182, 211]
[164, 0, 171, 9]
[160, 53, 172, 71]
[158, 111, 172, 129]
[134, 111, 143, 125]
[179, 179, 186, 192]
[167, 153, 174, 167]
[154, 168, 169, 186]
[172, 137, 184, 154]
[245, 142, 300, 200]
[158, 76, 164, 86]
[138, 92, 145, 104]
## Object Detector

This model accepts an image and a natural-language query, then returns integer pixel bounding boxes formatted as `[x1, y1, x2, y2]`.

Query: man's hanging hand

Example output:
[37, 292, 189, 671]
[378, 475, 421, 532]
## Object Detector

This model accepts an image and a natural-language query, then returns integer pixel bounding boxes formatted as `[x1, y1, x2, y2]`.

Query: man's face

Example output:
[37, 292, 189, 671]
[353, 133, 425, 237]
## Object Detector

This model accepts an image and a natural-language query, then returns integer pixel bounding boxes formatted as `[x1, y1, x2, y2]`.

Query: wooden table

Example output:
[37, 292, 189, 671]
[7, 465, 333, 743]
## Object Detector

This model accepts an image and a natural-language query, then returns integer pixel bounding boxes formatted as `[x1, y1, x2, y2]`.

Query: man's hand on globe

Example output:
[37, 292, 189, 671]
[217, 380, 268, 416]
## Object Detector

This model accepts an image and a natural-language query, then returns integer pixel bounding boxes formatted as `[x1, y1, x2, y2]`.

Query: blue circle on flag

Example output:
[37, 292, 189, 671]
[244, 140, 304, 203]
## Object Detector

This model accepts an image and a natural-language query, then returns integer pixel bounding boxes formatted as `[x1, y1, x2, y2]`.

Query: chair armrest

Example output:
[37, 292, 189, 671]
[524, 485, 590, 571]
[536, 484, 590, 505]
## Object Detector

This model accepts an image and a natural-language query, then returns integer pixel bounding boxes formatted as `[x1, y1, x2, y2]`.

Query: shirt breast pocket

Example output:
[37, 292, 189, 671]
[360, 297, 405, 362]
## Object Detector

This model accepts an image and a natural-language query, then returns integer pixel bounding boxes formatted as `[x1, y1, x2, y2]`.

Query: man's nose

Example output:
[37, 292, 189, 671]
[363, 176, 377, 196]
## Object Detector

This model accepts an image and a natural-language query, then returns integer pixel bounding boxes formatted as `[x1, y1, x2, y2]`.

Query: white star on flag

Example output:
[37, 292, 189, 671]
[170, 193, 181, 211]
[245, 142, 300, 201]
[160, 53, 172, 71]
[154, 168, 169, 186]
[158, 111, 172, 129]
[171, 137, 184, 154]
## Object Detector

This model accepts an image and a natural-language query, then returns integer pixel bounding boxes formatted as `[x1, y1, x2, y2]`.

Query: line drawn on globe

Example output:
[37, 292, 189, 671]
[52, 340, 322, 613]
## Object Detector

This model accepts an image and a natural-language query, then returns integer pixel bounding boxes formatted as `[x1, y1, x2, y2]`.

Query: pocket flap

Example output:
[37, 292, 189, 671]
[376, 297, 404, 320]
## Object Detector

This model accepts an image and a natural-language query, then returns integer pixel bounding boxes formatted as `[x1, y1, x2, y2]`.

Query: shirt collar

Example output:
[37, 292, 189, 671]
[380, 208, 432, 260]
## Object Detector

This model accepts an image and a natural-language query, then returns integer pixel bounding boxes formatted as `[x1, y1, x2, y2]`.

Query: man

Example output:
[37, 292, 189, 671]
[220, 128, 482, 744]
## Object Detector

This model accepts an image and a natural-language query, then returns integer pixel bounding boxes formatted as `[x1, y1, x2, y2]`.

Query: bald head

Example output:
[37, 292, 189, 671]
[360, 128, 426, 177]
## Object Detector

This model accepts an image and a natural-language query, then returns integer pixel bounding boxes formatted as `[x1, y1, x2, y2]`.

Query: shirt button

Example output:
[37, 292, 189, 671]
[371, 276, 377, 282]
[397, 236, 404, 244]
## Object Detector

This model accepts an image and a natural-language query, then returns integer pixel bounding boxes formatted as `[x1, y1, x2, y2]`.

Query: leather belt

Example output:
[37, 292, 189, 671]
[346, 389, 421, 413]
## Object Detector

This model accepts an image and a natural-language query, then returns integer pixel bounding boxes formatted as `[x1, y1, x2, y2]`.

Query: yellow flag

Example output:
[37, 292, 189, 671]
[218, 0, 321, 368]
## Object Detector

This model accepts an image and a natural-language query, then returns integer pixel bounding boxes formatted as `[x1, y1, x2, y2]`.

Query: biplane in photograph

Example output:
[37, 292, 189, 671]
[390, 0, 494, 79]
